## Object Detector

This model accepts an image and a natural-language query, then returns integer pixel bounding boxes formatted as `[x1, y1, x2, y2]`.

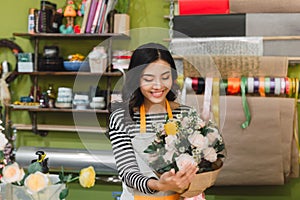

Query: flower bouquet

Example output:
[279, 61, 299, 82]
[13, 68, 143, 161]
[0, 123, 96, 200]
[143, 108, 225, 198]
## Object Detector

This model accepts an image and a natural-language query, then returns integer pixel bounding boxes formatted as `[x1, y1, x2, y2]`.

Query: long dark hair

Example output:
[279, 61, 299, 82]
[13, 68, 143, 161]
[111, 43, 179, 120]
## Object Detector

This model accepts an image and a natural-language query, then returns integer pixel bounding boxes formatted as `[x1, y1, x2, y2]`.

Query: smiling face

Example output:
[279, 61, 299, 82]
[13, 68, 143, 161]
[140, 59, 173, 110]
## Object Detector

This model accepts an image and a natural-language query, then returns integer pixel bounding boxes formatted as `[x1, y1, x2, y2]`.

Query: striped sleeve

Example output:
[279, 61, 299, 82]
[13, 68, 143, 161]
[109, 108, 156, 194]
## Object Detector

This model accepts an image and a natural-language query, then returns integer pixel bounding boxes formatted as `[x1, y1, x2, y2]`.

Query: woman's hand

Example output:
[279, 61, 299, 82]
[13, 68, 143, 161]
[148, 163, 198, 193]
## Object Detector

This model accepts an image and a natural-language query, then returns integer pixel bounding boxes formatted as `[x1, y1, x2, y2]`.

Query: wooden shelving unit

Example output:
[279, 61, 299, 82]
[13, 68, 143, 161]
[10, 33, 127, 135]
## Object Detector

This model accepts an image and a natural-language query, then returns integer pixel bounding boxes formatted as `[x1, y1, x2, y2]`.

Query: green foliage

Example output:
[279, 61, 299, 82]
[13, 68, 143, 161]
[115, 0, 130, 14]
[27, 162, 43, 174]
[59, 188, 69, 200]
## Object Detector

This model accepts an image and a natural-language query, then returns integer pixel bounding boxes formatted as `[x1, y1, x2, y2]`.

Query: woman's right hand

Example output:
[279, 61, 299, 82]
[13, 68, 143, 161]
[156, 163, 198, 193]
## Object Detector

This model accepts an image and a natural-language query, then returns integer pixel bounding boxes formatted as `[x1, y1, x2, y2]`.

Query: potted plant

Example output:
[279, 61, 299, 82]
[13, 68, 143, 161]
[113, 0, 130, 35]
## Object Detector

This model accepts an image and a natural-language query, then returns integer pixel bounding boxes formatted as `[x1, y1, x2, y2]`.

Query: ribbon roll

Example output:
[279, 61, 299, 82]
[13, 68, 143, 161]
[220, 79, 228, 95]
[285, 77, 290, 96]
[259, 77, 265, 97]
[198, 77, 205, 94]
[270, 77, 275, 94]
[254, 77, 259, 94]
[247, 77, 254, 94]
[184, 77, 193, 93]
[274, 78, 281, 95]
[280, 77, 286, 94]
[227, 77, 241, 95]
[191, 77, 198, 92]
[264, 77, 270, 94]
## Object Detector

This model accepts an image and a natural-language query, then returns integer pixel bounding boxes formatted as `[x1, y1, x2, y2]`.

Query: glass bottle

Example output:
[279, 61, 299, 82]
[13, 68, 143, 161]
[46, 84, 56, 108]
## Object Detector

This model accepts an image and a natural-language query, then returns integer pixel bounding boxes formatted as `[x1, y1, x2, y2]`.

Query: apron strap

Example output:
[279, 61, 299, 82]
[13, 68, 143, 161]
[140, 100, 173, 133]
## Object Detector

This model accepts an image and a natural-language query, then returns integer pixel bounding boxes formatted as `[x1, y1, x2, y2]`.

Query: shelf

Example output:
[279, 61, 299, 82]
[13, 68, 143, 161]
[13, 33, 130, 40]
[15, 71, 123, 76]
[10, 105, 109, 114]
[13, 124, 107, 133]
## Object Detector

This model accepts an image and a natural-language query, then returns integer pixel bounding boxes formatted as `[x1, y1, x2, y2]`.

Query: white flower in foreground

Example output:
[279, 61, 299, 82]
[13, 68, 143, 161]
[0, 132, 8, 151]
[175, 154, 196, 170]
[25, 171, 49, 194]
[1, 162, 25, 183]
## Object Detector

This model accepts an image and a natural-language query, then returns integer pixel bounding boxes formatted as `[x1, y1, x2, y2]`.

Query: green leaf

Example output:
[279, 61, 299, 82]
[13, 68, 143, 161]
[27, 162, 42, 174]
[0, 151, 4, 159]
[59, 188, 69, 200]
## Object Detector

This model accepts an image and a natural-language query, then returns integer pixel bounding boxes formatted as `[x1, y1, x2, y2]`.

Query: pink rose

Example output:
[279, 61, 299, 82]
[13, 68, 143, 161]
[206, 128, 221, 145]
[188, 133, 208, 149]
[175, 154, 196, 170]
[203, 147, 217, 162]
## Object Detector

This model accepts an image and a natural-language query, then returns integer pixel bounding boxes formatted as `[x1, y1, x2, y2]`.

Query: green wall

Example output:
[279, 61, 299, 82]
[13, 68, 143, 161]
[1, 1, 300, 200]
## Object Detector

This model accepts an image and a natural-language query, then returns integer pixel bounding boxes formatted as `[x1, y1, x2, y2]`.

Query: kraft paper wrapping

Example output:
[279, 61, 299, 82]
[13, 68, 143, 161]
[230, 0, 300, 13]
[183, 56, 288, 78]
[186, 95, 299, 185]
[180, 167, 222, 198]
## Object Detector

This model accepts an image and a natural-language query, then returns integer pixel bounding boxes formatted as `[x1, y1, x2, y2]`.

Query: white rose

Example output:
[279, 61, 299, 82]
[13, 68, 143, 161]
[165, 135, 177, 151]
[25, 171, 49, 194]
[188, 132, 208, 149]
[1, 162, 25, 183]
[163, 149, 176, 163]
[206, 128, 222, 145]
[175, 154, 196, 170]
[0, 133, 8, 151]
[203, 147, 218, 162]
[181, 117, 190, 128]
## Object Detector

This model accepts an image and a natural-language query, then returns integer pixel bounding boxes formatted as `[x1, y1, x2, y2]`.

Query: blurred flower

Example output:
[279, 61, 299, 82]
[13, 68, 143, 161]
[1, 162, 24, 183]
[79, 166, 96, 188]
[25, 171, 49, 194]
[0, 132, 8, 151]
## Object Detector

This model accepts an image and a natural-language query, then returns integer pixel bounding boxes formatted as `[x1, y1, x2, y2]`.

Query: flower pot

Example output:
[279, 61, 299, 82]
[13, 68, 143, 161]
[113, 13, 130, 36]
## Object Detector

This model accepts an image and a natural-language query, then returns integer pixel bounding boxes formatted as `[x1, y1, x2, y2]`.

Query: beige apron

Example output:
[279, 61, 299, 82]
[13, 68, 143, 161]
[119, 131, 181, 200]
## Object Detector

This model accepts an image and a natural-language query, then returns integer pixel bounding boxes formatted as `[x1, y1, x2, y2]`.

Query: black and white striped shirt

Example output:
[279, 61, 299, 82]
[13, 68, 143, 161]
[108, 105, 192, 194]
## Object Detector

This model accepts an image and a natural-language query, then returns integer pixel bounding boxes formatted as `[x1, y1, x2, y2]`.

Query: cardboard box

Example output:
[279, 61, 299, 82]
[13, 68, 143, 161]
[186, 95, 299, 185]
[114, 14, 130, 36]
[17, 62, 34, 72]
